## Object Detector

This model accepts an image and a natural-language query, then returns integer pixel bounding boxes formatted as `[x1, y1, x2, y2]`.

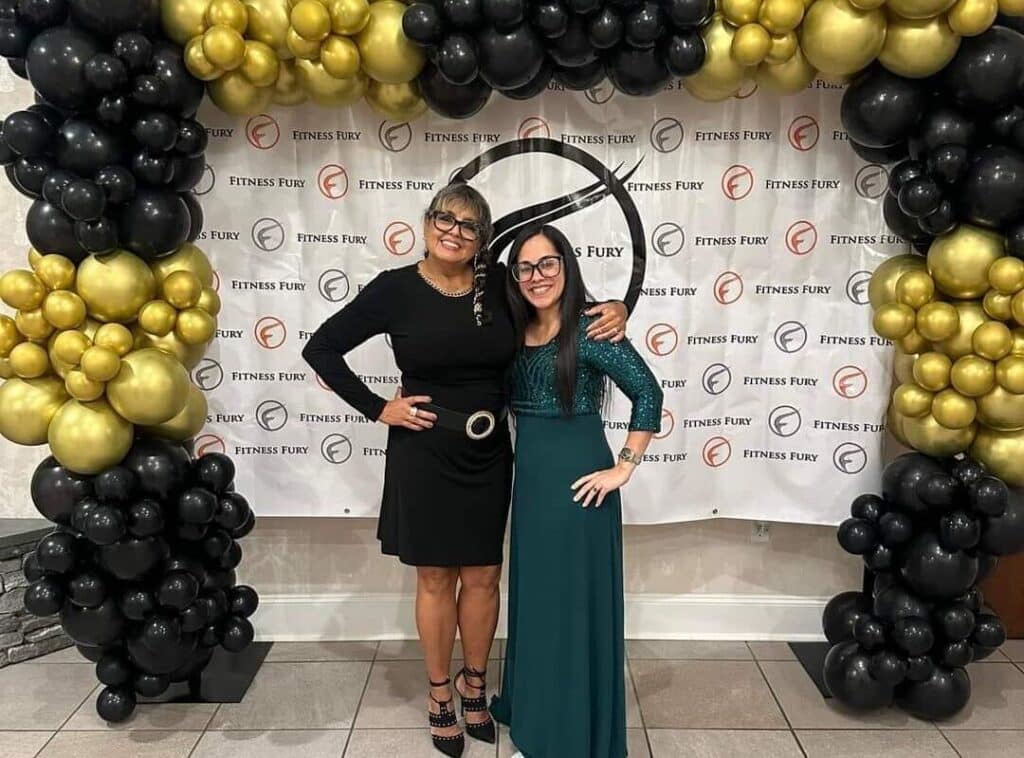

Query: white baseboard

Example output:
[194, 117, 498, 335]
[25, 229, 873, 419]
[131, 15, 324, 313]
[252, 592, 829, 642]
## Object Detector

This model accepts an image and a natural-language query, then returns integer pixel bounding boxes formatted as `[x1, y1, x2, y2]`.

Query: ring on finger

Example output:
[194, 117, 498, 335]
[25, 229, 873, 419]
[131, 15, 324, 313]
[409, 407, 419, 418]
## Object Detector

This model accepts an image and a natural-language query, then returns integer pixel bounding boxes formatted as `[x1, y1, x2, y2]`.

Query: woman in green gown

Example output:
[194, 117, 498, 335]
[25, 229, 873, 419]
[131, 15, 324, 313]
[490, 225, 663, 758]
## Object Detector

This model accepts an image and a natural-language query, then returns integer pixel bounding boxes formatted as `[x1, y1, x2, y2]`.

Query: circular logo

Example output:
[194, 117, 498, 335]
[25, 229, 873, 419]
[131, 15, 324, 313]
[321, 433, 353, 464]
[518, 117, 550, 140]
[734, 81, 758, 99]
[192, 358, 224, 391]
[721, 164, 754, 200]
[773, 321, 808, 354]
[195, 434, 226, 456]
[713, 271, 743, 304]
[654, 408, 675, 440]
[585, 81, 614, 105]
[855, 164, 888, 200]
[650, 117, 684, 153]
[383, 221, 416, 256]
[256, 399, 288, 432]
[318, 269, 350, 303]
[786, 220, 817, 256]
[651, 222, 685, 257]
[251, 217, 285, 252]
[788, 116, 820, 151]
[833, 365, 868, 399]
[378, 121, 412, 152]
[768, 405, 802, 438]
[846, 270, 872, 305]
[194, 164, 215, 196]
[702, 363, 732, 395]
[702, 436, 732, 467]
[646, 323, 678, 356]
[254, 316, 287, 349]
[318, 164, 349, 199]
[246, 114, 280, 150]
[833, 442, 868, 475]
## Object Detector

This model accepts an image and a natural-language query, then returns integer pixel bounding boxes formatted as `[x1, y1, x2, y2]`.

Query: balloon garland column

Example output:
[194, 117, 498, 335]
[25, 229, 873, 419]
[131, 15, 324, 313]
[0, 1, 259, 723]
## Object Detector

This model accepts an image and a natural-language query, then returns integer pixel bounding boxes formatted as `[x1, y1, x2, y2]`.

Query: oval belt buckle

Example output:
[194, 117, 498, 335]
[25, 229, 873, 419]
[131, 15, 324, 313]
[466, 410, 496, 440]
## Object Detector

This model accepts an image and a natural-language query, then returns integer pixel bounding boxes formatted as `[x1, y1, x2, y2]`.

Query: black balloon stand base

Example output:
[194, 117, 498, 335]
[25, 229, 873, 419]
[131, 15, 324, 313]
[789, 642, 833, 699]
[140, 642, 272, 704]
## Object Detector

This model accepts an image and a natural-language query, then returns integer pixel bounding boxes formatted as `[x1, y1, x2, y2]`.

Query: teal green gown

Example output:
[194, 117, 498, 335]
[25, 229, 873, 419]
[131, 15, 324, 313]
[490, 314, 663, 758]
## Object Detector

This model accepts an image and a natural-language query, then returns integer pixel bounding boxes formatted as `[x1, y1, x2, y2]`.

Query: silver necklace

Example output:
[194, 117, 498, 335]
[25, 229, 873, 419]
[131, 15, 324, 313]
[417, 264, 472, 297]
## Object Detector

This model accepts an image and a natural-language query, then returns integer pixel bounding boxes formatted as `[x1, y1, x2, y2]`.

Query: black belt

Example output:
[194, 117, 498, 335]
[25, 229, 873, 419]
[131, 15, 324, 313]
[420, 403, 507, 440]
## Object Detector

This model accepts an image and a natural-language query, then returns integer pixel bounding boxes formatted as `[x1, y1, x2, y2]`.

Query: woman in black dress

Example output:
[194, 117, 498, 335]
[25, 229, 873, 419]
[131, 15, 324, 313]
[302, 184, 627, 757]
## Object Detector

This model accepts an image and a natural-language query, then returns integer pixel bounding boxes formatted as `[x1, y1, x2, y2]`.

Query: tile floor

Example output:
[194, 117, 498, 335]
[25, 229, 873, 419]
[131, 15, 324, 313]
[1, 639, 1023, 757]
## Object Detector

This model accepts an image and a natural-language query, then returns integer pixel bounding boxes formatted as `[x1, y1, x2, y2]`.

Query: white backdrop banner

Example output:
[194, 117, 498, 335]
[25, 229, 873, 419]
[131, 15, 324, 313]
[175, 79, 902, 525]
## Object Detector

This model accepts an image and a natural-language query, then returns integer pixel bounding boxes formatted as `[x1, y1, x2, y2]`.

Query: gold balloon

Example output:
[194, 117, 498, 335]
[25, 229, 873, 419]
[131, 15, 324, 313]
[972, 320, 1013, 361]
[197, 287, 222, 316]
[722, 0, 762, 24]
[35, 255, 76, 291]
[76, 251, 156, 323]
[948, 0, 999, 35]
[207, 0, 250, 31]
[138, 300, 179, 336]
[927, 224, 1005, 299]
[879, 13, 961, 78]
[42, 290, 87, 330]
[208, 69, 276, 114]
[93, 323, 134, 357]
[733, 23, 773, 66]
[895, 270, 935, 309]
[241, 40, 281, 87]
[64, 370, 105, 402]
[800, 0, 886, 77]
[107, 348, 190, 425]
[996, 354, 1024, 392]
[984, 290, 1013, 321]
[53, 330, 91, 366]
[914, 351, 953, 391]
[1011, 290, 1024, 326]
[295, 59, 367, 105]
[999, 0, 1024, 13]
[934, 302, 989, 359]
[989, 256, 1024, 294]
[0, 358, 11, 379]
[0, 269, 46, 310]
[356, 0, 426, 84]
[951, 354, 996, 397]
[765, 31, 799, 63]
[245, 0, 293, 52]
[185, 36, 224, 81]
[887, 0, 958, 17]
[0, 376, 67, 444]
[292, 0, 332, 39]
[889, 403, 912, 447]
[759, 0, 806, 33]
[147, 384, 209, 441]
[151, 244, 214, 289]
[0, 315, 20, 357]
[27, 247, 43, 270]
[133, 327, 208, 370]
[977, 385, 1024, 430]
[894, 382, 934, 417]
[850, 0, 887, 7]
[203, 24, 247, 70]
[897, 328, 930, 354]
[175, 308, 217, 345]
[932, 388, 977, 428]
[903, 412, 976, 455]
[365, 80, 427, 121]
[683, 17, 753, 100]
[162, 271, 203, 309]
[162, 0, 211, 45]
[320, 34, 361, 78]
[330, 0, 370, 34]
[873, 302, 917, 339]
[16, 309, 54, 342]
[894, 349, 917, 385]
[286, 25, 323, 58]
[273, 59, 308, 104]
[47, 399, 133, 474]
[9, 342, 49, 379]
[756, 46, 817, 93]
[869, 254, 927, 308]
[972, 426, 1024, 486]
[80, 346, 121, 383]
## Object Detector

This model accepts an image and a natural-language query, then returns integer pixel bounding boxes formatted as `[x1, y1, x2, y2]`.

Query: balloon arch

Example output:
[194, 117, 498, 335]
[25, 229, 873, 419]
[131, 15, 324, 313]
[1, 0, 1024, 723]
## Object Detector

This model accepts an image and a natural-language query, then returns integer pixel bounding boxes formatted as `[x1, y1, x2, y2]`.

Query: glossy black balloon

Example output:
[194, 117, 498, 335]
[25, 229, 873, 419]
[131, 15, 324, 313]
[98, 536, 167, 581]
[228, 585, 259, 618]
[972, 612, 1007, 647]
[484, 0, 525, 29]
[897, 666, 971, 719]
[892, 616, 935, 656]
[662, 30, 706, 76]
[3, 109, 54, 156]
[118, 188, 190, 259]
[180, 602, 208, 633]
[938, 510, 981, 551]
[218, 540, 243, 570]
[132, 150, 173, 185]
[588, 7, 623, 49]
[216, 492, 250, 531]
[177, 487, 218, 524]
[231, 509, 256, 539]
[849, 139, 908, 164]
[936, 604, 975, 640]
[823, 641, 895, 709]
[23, 551, 44, 582]
[918, 200, 957, 236]
[979, 492, 1024, 554]
[183, 190, 202, 241]
[547, 16, 596, 67]
[18, 0, 70, 27]
[126, 630, 197, 675]
[898, 177, 942, 219]
[625, 2, 662, 48]
[552, 60, 604, 90]
[118, 586, 155, 620]
[607, 45, 669, 96]
[665, 0, 713, 28]
[70, 0, 160, 36]
[976, 551, 998, 582]
[133, 672, 170, 697]
[501, 61, 552, 98]
[905, 654, 935, 682]
[31, 456, 92, 525]
[888, 160, 926, 197]
[84, 53, 127, 93]
[95, 685, 136, 723]
[132, 111, 178, 153]
[568, 0, 601, 11]
[114, 31, 153, 72]
[54, 119, 126, 177]
[850, 493, 885, 521]
[7, 55, 27, 79]
[823, 590, 871, 644]
[94, 164, 135, 204]
[874, 584, 931, 623]
[438, 33, 478, 85]
[27, 199, 83, 259]
[168, 646, 213, 682]
[927, 144, 970, 185]
[158, 571, 199, 611]
[864, 543, 895, 572]
[911, 106, 975, 158]
[841, 67, 926, 149]
[0, 18, 31, 58]
[175, 120, 207, 158]
[220, 615, 255, 652]
[952, 457, 986, 485]
[883, 453, 945, 513]
[943, 26, 1024, 112]
[150, 42, 204, 117]
[194, 453, 235, 494]
[533, 1, 568, 39]
[960, 145, 1024, 229]
[900, 531, 979, 600]
[61, 179, 105, 221]
[837, 517, 877, 554]
[93, 466, 135, 503]
[175, 521, 209, 542]
[853, 615, 887, 650]
[75, 217, 118, 253]
[969, 475, 1009, 516]
[24, 576, 65, 616]
[869, 649, 907, 687]
[13, 155, 52, 195]
[96, 652, 132, 686]
[37, 530, 77, 573]
[991, 104, 1024, 141]
[61, 596, 124, 646]
[884, 192, 932, 246]
[403, 2, 445, 45]
[25, 26, 99, 109]
[171, 154, 204, 192]
[917, 471, 960, 509]
[85, 505, 125, 546]
[68, 569, 107, 608]
[877, 511, 913, 548]
[444, 0, 482, 28]
[71, 496, 100, 534]
[96, 94, 128, 124]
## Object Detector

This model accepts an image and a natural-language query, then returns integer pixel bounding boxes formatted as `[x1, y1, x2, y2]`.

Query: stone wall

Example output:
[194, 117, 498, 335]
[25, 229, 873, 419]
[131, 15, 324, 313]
[0, 539, 71, 667]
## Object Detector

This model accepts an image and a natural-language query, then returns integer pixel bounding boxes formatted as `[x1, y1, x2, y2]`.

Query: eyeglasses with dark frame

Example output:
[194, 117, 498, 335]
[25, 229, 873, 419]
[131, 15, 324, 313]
[427, 210, 485, 242]
[511, 255, 563, 282]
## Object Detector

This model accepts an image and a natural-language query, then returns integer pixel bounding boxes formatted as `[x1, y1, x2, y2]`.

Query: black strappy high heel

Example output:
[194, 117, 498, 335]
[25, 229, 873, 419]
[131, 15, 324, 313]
[455, 665, 496, 744]
[428, 677, 464, 758]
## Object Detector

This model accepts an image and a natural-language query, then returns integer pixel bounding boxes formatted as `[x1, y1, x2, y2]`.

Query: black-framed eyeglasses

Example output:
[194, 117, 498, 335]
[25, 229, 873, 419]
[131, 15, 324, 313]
[511, 255, 563, 282]
[428, 210, 485, 242]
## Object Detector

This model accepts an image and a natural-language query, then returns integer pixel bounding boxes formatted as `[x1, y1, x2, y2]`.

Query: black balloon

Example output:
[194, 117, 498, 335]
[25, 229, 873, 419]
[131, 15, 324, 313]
[403, 2, 446, 45]
[548, 16, 596, 67]
[444, 0, 483, 28]
[588, 8, 623, 49]
[885, 453, 945, 513]
[24, 576, 65, 616]
[850, 493, 885, 521]
[898, 177, 942, 218]
[55, 119, 126, 177]
[438, 33, 478, 85]
[70, 0, 161, 36]
[216, 492, 251, 531]
[854, 615, 887, 650]
[231, 509, 256, 539]
[979, 492, 1024, 555]
[607, 45, 669, 96]
[62, 179, 105, 221]
[892, 616, 935, 656]
[937, 604, 975, 640]
[897, 666, 971, 719]
[37, 530, 77, 573]
[483, 0, 525, 29]
[939, 510, 981, 551]
[124, 438, 190, 497]
[900, 532, 979, 600]
[180, 602, 209, 633]
[194, 453, 235, 495]
[665, 0, 713, 28]
[952, 457, 986, 486]
[76, 217, 118, 253]
[127, 630, 197, 675]
[98, 536, 167, 581]
[552, 60, 604, 90]
[127, 498, 163, 537]
[905, 654, 935, 682]
[841, 66, 927, 149]
[919, 199, 957, 236]
[149, 42, 204, 117]
[943, 26, 1024, 112]
[928, 144, 970, 186]
[158, 571, 199, 611]
[95, 164, 135, 204]
[31, 456, 92, 525]
[134, 673, 170, 697]
[17, 0, 70, 28]
[175, 120, 207, 158]
[69, 570, 107, 608]
[662, 30, 706, 77]
[969, 475, 1009, 516]
[96, 94, 128, 124]
[117, 184, 190, 257]
[533, 1, 569, 39]
[23, 551, 44, 582]
[95, 685, 136, 723]
[960, 145, 1024, 229]
[568, 0, 600, 11]
[132, 150, 173, 185]
[85, 505, 126, 546]
[625, 2, 662, 48]
[3, 109, 54, 156]
[97, 652, 133, 686]
[888, 160, 926, 197]
[94, 466, 136, 504]
[912, 106, 976, 158]
[220, 615, 255, 653]
[864, 543, 894, 572]
[838, 517, 877, 555]
[25, 26, 99, 109]
[61, 596, 124, 646]
[228, 585, 259, 618]
[972, 612, 1007, 648]
[183, 190, 202, 241]
[942, 639, 973, 668]
[823, 590, 871, 644]
[874, 584, 931, 623]
[849, 140, 908, 164]
[502, 62, 552, 98]
[823, 641, 895, 709]
[869, 649, 908, 687]
[878, 511, 913, 547]
[84, 53, 127, 93]
[118, 586, 155, 621]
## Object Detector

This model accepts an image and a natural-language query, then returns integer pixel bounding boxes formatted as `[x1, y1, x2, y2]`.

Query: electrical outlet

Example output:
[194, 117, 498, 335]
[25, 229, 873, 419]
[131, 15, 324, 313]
[751, 521, 770, 543]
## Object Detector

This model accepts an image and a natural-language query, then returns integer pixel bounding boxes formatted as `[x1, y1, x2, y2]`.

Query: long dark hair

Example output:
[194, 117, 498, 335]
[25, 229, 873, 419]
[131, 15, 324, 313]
[506, 224, 591, 413]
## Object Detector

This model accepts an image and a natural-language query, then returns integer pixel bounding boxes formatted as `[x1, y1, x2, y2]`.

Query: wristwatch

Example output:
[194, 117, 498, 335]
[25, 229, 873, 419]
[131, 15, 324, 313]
[618, 447, 642, 466]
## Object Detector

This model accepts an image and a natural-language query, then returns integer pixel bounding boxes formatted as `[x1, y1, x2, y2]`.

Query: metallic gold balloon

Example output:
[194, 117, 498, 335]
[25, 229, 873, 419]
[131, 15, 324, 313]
[16, 309, 54, 342]
[207, 0, 250, 31]
[80, 346, 121, 383]
[800, 0, 886, 77]
[869, 254, 927, 308]
[897, 328, 930, 354]
[683, 16, 753, 100]
[162, 271, 203, 309]
[107, 348, 190, 425]
[0, 315, 20, 357]
[185, 36, 224, 81]
[972, 426, 1024, 486]
[722, 0, 762, 24]
[879, 13, 962, 78]
[203, 24, 247, 70]
[241, 40, 281, 87]
[8, 342, 49, 379]
[64, 370, 105, 402]
[0, 376, 67, 443]
[133, 327, 208, 370]
[35, 255, 76, 291]
[138, 300, 178, 337]
[151, 244, 215, 289]
[209, 69, 276, 114]
[366, 80, 427, 121]
[321, 34, 361, 78]
[0, 358, 11, 379]
[951, 354, 996, 397]
[914, 351, 953, 391]
[245, 0, 293, 52]
[1011, 290, 1024, 326]
[286, 25, 322, 58]
[756, 46, 816, 93]
[175, 308, 217, 345]
[972, 320, 1013, 361]
[47, 399, 133, 474]
[27, 248, 43, 270]
[934, 302, 989, 359]
[989, 256, 1024, 295]
[292, 0, 332, 39]
[932, 388, 977, 429]
[999, 0, 1024, 13]
[948, 0, 998, 35]
[894, 270, 935, 308]
[759, 0, 806, 33]
[295, 59, 367, 105]
[147, 384, 208, 441]
[984, 290, 1013, 321]
[977, 386, 1024, 430]
[162, 0, 211, 45]
[42, 291, 86, 330]
[1010, 326, 1024, 355]
[887, 0, 958, 17]
[873, 302, 917, 339]
[928, 224, 1005, 298]
[53, 330, 91, 366]
[765, 31, 799, 63]
[732, 24, 772, 65]
[93, 323, 134, 357]
[76, 251, 156, 323]
[996, 355, 1024, 392]
[330, 0, 370, 34]
[894, 349, 917, 385]
[894, 382, 934, 417]
[356, 0, 426, 84]
[197, 287, 222, 316]
[889, 403, 912, 447]
[916, 302, 961, 342]
[273, 59, 308, 104]
[903, 411, 976, 455]
[0, 270, 46, 310]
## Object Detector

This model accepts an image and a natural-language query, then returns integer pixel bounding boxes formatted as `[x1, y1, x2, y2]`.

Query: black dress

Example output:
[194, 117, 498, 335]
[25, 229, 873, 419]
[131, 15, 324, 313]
[302, 263, 516, 566]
